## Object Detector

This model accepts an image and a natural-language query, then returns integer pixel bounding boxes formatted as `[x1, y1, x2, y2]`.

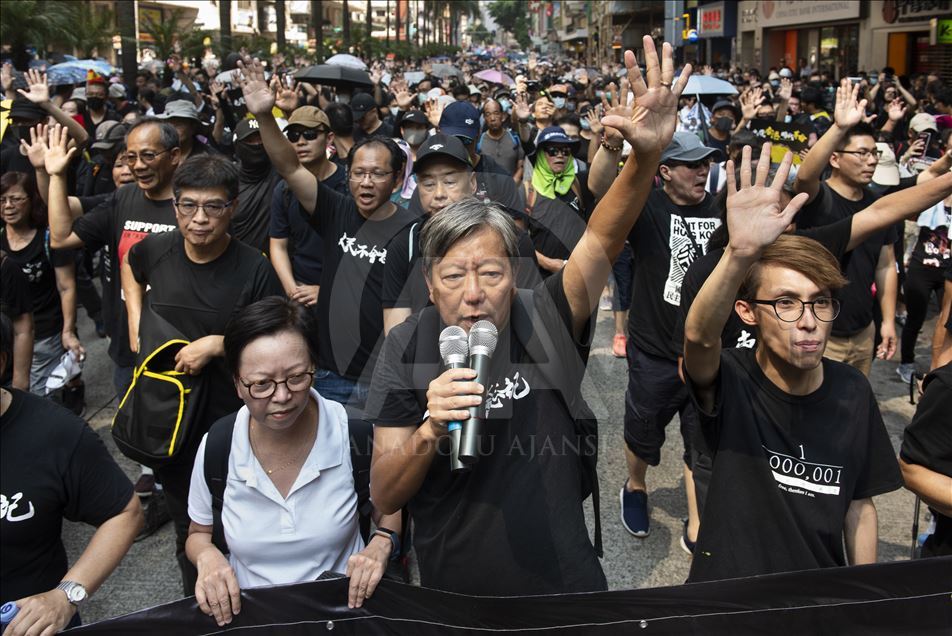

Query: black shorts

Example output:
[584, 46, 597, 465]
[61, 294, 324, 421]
[623, 343, 696, 467]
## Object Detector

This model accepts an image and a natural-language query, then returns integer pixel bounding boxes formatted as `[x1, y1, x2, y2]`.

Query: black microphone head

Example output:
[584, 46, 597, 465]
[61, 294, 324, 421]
[468, 320, 498, 357]
[439, 325, 469, 366]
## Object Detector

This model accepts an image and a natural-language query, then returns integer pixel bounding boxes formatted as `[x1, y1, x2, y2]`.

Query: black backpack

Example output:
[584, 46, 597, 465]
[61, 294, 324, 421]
[202, 406, 374, 555]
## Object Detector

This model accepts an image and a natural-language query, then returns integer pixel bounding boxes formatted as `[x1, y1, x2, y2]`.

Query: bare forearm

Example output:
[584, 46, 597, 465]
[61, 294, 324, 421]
[932, 281, 952, 370]
[795, 123, 847, 196]
[35, 168, 51, 205]
[876, 257, 898, 324]
[268, 240, 298, 295]
[42, 102, 88, 146]
[256, 110, 303, 178]
[48, 173, 76, 244]
[900, 459, 952, 517]
[370, 425, 441, 515]
[586, 150, 657, 255]
[849, 173, 952, 250]
[588, 145, 621, 199]
[881, 118, 897, 134]
[121, 261, 143, 348]
[844, 498, 878, 565]
[12, 316, 33, 391]
[63, 496, 142, 595]
[211, 107, 225, 145]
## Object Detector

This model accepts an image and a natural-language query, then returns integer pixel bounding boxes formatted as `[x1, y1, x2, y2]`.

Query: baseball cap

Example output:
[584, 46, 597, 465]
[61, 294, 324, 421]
[286, 106, 330, 129]
[872, 142, 900, 187]
[439, 101, 480, 140]
[660, 131, 724, 163]
[413, 134, 471, 173]
[399, 110, 429, 128]
[91, 121, 128, 150]
[233, 118, 263, 143]
[529, 125, 580, 160]
[779, 68, 793, 78]
[108, 83, 126, 99]
[711, 99, 740, 119]
[69, 87, 87, 102]
[349, 93, 377, 118]
[909, 112, 938, 134]
[157, 99, 203, 122]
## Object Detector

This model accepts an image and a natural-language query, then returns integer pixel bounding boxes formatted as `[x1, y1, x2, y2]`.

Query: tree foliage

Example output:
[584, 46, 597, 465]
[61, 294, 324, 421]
[0, 0, 72, 69]
[488, 0, 530, 49]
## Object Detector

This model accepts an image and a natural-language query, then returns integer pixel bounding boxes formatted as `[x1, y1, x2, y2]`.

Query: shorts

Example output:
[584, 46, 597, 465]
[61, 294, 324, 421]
[623, 342, 696, 467]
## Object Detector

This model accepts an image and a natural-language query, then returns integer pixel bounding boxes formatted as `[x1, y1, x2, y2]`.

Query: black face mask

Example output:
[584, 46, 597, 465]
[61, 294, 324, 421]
[714, 117, 734, 132]
[235, 141, 270, 170]
[86, 96, 106, 111]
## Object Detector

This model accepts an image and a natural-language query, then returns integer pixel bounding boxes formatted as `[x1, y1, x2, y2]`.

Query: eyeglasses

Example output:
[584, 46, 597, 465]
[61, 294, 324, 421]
[669, 159, 711, 170]
[0, 196, 29, 206]
[239, 370, 315, 399]
[543, 146, 572, 157]
[349, 170, 394, 183]
[286, 128, 327, 142]
[123, 149, 171, 164]
[836, 149, 880, 161]
[174, 199, 235, 217]
[747, 296, 841, 322]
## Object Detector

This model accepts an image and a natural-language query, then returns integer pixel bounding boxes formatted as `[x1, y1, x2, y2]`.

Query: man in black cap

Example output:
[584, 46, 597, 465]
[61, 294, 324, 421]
[620, 131, 723, 550]
[228, 118, 282, 253]
[706, 100, 740, 155]
[81, 121, 129, 196]
[382, 134, 539, 333]
[350, 93, 393, 140]
[397, 110, 430, 161]
[1, 89, 88, 177]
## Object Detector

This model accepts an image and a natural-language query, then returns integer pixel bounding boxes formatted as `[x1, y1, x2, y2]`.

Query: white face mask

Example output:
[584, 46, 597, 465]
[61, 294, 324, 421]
[338, 93, 351, 104]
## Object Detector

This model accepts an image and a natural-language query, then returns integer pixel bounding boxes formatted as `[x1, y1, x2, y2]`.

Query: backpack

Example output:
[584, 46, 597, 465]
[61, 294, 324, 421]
[202, 405, 374, 555]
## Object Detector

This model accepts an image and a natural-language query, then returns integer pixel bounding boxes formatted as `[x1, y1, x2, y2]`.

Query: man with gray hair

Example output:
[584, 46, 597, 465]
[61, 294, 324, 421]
[365, 39, 691, 595]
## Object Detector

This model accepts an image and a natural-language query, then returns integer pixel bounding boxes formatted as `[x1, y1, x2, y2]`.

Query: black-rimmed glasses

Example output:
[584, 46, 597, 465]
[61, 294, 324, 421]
[239, 370, 315, 399]
[123, 149, 171, 164]
[174, 199, 235, 217]
[746, 297, 841, 322]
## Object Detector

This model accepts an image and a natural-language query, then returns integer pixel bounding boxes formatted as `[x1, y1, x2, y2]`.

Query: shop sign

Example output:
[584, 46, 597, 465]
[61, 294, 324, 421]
[699, 2, 725, 37]
[882, 0, 952, 24]
[939, 18, 952, 43]
[758, 1, 861, 28]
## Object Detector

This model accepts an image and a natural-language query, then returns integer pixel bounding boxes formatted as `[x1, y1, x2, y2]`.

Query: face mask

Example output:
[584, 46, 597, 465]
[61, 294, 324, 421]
[418, 93, 427, 105]
[499, 98, 511, 112]
[235, 141, 270, 169]
[581, 119, 591, 131]
[552, 97, 566, 109]
[770, 80, 780, 88]
[337, 93, 351, 104]
[714, 117, 734, 132]
[87, 96, 105, 111]
[402, 129, 427, 146]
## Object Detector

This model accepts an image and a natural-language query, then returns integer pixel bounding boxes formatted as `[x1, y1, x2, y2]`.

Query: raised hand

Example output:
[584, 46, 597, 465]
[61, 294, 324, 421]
[272, 75, 299, 114]
[17, 68, 50, 105]
[726, 142, 809, 259]
[209, 79, 225, 109]
[887, 98, 907, 122]
[701, 64, 714, 76]
[424, 97, 444, 129]
[777, 77, 793, 101]
[600, 36, 690, 156]
[0, 62, 13, 94]
[391, 78, 413, 110]
[513, 92, 531, 120]
[21, 123, 49, 170]
[833, 78, 867, 129]
[602, 79, 631, 147]
[43, 123, 78, 176]
[740, 87, 764, 120]
[236, 57, 275, 116]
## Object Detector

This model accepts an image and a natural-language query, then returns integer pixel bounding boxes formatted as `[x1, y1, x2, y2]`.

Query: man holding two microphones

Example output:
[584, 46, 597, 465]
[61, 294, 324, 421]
[366, 39, 691, 595]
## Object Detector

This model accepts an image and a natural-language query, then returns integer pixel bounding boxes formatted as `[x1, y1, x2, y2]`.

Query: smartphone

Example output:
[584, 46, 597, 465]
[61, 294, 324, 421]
[917, 131, 931, 156]
[848, 77, 862, 84]
[285, 75, 294, 88]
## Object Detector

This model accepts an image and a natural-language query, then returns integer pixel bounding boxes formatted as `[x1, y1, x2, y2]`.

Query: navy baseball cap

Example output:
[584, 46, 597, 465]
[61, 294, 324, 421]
[530, 125, 579, 161]
[413, 134, 471, 173]
[439, 101, 481, 140]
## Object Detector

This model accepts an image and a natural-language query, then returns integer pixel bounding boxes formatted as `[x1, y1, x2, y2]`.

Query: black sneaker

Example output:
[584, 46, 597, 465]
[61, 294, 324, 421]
[135, 489, 172, 542]
[134, 474, 156, 499]
[61, 382, 86, 418]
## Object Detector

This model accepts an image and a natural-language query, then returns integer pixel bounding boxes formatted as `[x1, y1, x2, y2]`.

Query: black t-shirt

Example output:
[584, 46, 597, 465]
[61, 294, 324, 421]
[796, 182, 896, 337]
[0, 146, 34, 178]
[71, 184, 177, 367]
[0, 229, 73, 340]
[900, 363, 952, 557]
[1, 389, 133, 605]
[0, 255, 32, 319]
[128, 232, 283, 425]
[307, 183, 417, 381]
[474, 154, 524, 211]
[381, 221, 541, 312]
[627, 187, 721, 360]
[268, 170, 350, 285]
[910, 214, 949, 270]
[229, 166, 283, 254]
[365, 271, 606, 595]
[525, 179, 591, 277]
[685, 348, 902, 583]
[673, 219, 853, 355]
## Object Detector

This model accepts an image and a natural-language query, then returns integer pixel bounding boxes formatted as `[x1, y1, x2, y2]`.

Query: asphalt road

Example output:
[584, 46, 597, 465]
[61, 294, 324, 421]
[62, 298, 938, 624]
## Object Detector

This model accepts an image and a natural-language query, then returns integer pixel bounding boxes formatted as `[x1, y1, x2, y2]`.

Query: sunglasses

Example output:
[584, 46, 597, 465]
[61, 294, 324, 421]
[286, 127, 327, 142]
[543, 146, 572, 157]
[668, 158, 711, 170]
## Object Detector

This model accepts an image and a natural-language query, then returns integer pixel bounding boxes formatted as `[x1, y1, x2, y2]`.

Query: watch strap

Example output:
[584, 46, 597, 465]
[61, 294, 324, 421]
[373, 527, 401, 561]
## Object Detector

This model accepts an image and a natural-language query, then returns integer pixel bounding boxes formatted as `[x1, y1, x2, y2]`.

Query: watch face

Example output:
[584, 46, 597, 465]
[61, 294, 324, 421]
[67, 584, 87, 603]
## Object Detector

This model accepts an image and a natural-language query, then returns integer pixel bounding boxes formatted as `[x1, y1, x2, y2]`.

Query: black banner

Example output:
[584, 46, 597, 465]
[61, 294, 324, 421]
[748, 118, 812, 165]
[68, 558, 952, 635]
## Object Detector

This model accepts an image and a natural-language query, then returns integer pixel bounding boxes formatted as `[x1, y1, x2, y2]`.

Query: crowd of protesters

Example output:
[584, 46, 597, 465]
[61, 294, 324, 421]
[1, 34, 951, 634]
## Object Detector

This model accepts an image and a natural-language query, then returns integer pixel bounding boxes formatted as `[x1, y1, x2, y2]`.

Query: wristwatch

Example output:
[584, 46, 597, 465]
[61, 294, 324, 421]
[56, 581, 88, 607]
[373, 527, 402, 561]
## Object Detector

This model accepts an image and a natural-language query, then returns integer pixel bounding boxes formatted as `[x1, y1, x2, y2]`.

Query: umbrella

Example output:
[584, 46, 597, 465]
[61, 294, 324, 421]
[473, 69, 514, 86]
[294, 64, 373, 88]
[47, 59, 116, 86]
[680, 75, 738, 96]
[325, 53, 368, 70]
[431, 63, 462, 80]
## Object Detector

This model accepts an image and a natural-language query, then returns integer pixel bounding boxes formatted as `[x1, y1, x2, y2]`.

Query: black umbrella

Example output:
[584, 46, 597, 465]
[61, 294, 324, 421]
[294, 64, 373, 88]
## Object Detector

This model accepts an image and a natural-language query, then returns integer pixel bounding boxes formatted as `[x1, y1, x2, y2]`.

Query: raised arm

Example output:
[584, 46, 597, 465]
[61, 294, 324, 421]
[848, 172, 952, 251]
[562, 38, 690, 337]
[587, 102, 625, 199]
[684, 144, 808, 411]
[17, 69, 89, 147]
[44, 125, 86, 250]
[794, 79, 867, 202]
[237, 58, 318, 214]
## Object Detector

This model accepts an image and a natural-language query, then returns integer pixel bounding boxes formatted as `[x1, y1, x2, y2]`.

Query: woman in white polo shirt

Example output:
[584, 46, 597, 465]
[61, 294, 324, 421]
[185, 296, 401, 627]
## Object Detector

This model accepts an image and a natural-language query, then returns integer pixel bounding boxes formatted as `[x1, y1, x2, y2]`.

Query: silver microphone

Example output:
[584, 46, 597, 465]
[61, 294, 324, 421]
[459, 320, 499, 465]
[439, 325, 470, 472]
